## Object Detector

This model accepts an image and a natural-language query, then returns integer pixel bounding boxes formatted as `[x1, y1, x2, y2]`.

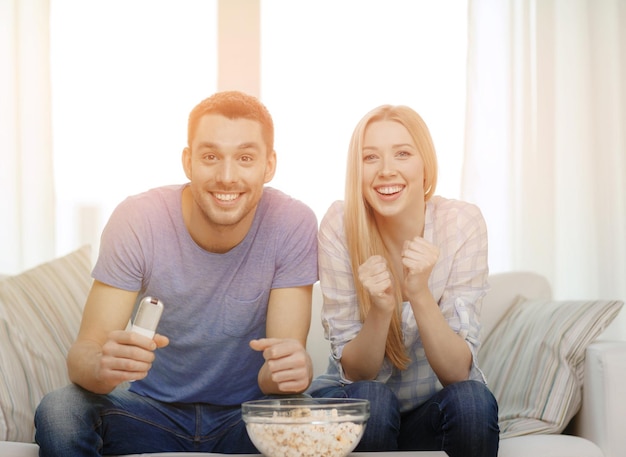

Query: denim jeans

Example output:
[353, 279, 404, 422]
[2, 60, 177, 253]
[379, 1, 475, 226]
[34, 384, 257, 456]
[310, 379, 499, 457]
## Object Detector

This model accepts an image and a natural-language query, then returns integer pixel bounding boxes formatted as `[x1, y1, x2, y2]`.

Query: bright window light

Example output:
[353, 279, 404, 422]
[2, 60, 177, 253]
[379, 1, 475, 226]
[261, 0, 468, 223]
[50, 0, 467, 254]
[50, 0, 217, 254]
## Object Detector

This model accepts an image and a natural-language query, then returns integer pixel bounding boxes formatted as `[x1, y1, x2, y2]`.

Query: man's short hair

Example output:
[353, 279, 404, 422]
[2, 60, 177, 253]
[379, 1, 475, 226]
[187, 91, 274, 153]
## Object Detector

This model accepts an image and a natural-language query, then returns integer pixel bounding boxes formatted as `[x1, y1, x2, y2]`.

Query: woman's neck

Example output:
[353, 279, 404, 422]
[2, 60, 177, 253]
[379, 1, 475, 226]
[375, 205, 426, 252]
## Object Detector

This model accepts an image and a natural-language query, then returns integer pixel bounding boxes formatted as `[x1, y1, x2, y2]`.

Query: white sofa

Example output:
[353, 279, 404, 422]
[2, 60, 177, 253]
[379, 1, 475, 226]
[0, 246, 624, 457]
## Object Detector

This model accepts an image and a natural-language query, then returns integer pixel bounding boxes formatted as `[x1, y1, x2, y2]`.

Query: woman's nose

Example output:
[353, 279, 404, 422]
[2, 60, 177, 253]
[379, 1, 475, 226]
[378, 155, 396, 177]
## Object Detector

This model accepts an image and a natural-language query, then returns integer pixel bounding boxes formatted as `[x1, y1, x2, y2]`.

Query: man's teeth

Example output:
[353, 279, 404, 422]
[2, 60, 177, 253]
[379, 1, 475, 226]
[214, 193, 239, 201]
[377, 186, 403, 195]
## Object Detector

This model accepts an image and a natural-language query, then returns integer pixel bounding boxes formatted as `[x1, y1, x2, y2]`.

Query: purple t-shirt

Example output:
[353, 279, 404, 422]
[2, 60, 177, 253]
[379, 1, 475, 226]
[92, 184, 318, 405]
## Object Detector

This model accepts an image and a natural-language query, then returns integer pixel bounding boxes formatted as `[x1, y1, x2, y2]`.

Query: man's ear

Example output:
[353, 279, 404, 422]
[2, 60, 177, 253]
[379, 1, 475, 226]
[182, 147, 192, 180]
[264, 149, 277, 183]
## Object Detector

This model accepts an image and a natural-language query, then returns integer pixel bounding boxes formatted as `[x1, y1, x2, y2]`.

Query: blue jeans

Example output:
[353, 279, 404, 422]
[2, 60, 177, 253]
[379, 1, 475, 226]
[310, 380, 499, 457]
[34, 384, 257, 456]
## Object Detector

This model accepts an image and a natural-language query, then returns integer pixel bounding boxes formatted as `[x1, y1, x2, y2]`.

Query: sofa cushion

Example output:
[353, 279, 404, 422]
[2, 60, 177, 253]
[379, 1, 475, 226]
[0, 246, 91, 442]
[479, 295, 623, 438]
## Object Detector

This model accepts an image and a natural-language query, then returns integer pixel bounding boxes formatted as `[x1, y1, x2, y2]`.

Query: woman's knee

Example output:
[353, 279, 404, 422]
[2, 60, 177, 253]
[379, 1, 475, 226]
[344, 381, 399, 451]
[342, 381, 396, 412]
[442, 381, 499, 433]
[348, 381, 399, 426]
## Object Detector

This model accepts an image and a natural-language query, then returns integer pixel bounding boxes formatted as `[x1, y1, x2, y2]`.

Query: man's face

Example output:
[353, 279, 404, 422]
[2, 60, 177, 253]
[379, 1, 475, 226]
[183, 114, 276, 230]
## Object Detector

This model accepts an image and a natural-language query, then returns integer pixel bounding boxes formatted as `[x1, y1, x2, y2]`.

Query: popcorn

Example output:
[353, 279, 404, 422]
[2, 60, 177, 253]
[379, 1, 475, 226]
[246, 407, 365, 457]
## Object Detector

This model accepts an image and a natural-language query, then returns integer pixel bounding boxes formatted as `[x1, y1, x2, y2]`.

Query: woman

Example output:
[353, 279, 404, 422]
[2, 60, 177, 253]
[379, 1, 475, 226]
[308, 105, 499, 457]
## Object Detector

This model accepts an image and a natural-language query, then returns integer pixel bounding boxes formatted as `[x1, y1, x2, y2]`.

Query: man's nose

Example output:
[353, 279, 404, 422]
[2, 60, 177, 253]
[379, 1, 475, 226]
[216, 159, 237, 183]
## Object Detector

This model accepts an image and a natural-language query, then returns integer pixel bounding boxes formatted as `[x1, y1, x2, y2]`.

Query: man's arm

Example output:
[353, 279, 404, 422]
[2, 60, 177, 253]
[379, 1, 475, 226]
[67, 280, 168, 394]
[250, 285, 313, 395]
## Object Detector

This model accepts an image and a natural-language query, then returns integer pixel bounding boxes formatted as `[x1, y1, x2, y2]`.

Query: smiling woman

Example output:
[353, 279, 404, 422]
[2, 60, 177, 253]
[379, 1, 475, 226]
[50, 0, 468, 258]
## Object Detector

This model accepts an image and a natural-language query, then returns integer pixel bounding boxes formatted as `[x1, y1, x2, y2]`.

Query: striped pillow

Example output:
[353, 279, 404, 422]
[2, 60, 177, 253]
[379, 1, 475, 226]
[479, 295, 623, 438]
[0, 246, 91, 442]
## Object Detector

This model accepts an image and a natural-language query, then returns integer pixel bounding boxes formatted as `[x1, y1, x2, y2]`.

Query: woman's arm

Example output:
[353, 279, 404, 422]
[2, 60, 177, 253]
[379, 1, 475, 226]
[404, 202, 488, 385]
[317, 202, 390, 381]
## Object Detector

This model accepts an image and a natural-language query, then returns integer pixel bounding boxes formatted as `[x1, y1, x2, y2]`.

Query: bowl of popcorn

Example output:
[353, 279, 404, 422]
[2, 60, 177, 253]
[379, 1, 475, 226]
[242, 397, 370, 457]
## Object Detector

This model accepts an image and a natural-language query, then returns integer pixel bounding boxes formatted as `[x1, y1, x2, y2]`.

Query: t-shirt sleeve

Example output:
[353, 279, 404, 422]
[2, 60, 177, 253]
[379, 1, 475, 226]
[271, 198, 319, 289]
[92, 196, 152, 292]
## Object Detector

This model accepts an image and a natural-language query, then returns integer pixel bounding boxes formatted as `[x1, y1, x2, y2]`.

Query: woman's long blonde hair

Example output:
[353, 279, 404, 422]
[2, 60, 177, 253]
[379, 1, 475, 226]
[344, 105, 438, 370]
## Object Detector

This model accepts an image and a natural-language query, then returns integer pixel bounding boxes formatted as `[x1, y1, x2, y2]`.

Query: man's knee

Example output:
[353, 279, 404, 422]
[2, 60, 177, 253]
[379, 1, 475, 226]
[36, 384, 103, 431]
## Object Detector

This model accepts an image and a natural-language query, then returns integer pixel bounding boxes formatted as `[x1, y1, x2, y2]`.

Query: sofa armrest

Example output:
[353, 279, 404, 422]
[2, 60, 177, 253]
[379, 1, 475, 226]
[572, 341, 626, 457]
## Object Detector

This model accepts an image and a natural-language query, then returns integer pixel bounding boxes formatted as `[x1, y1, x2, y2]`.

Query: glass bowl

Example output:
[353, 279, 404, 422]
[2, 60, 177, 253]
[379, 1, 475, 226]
[242, 397, 370, 457]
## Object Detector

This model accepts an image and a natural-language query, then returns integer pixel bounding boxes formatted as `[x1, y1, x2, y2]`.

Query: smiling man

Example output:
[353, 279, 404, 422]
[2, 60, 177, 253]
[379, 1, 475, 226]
[34, 91, 319, 456]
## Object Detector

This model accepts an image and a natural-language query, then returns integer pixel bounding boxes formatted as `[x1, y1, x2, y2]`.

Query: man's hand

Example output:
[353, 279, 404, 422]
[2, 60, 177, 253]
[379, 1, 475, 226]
[250, 338, 312, 394]
[96, 330, 169, 385]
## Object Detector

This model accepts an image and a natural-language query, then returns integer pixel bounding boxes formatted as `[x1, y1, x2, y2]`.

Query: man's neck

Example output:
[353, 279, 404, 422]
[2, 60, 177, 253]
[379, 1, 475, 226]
[181, 186, 256, 253]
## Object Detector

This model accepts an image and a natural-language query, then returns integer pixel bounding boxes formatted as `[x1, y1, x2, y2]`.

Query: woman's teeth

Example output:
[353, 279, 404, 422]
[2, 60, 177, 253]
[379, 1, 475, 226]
[376, 186, 403, 195]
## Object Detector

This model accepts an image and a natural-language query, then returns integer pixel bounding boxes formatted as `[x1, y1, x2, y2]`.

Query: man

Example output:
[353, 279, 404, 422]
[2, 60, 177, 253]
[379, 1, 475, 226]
[35, 91, 318, 456]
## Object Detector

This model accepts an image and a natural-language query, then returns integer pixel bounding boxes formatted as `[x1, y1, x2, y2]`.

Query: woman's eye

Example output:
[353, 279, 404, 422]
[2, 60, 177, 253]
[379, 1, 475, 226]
[397, 150, 410, 157]
[363, 154, 378, 162]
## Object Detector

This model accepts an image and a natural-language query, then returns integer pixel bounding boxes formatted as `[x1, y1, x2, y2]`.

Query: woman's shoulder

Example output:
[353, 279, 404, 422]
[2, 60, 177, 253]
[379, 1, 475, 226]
[430, 195, 482, 214]
[318, 200, 346, 240]
[428, 195, 486, 227]
[320, 200, 345, 224]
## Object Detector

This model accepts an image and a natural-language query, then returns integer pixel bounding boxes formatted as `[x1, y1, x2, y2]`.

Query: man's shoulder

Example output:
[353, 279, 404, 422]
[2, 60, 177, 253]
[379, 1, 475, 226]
[128, 184, 183, 201]
[262, 187, 316, 218]
[118, 184, 184, 210]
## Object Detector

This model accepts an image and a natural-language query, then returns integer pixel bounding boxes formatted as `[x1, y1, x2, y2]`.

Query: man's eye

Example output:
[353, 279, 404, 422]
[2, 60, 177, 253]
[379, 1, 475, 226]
[240, 155, 253, 162]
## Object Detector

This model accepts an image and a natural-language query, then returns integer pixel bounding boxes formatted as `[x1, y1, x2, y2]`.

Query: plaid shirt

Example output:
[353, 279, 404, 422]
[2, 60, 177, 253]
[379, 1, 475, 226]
[309, 196, 489, 412]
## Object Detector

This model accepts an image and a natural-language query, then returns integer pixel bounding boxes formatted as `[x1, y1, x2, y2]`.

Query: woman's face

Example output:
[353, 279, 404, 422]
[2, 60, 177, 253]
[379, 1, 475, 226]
[361, 120, 425, 220]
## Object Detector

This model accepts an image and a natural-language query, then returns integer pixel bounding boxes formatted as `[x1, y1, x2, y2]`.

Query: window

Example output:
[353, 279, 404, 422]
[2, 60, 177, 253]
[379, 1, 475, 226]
[50, 0, 217, 253]
[51, 0, 468, 253]
[262, 0, 469, 222]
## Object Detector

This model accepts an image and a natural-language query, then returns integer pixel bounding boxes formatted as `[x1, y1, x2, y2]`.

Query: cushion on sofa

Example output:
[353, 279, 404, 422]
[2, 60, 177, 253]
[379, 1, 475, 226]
[479, 295, 623, 439]
[0, 246, 91, 442]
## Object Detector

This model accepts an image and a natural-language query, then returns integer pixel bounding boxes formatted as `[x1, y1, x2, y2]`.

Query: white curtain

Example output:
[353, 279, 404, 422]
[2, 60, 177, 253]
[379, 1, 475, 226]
[0, 0, 55, 273]
[463, 0, 626, 339]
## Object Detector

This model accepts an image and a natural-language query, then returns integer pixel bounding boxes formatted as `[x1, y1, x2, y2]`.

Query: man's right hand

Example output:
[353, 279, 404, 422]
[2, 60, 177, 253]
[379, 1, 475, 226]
[97, 330, 169, 384]
[67, 281, 170, 394]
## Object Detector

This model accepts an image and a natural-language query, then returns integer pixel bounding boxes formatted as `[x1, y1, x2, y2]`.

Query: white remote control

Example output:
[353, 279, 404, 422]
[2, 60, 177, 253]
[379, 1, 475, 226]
[131, 296, 164, 338]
